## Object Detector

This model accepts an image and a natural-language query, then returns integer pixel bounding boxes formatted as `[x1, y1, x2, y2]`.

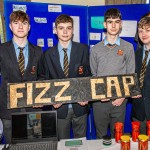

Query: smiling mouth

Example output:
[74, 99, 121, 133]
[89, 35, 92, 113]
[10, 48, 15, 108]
[62, 36, 68, 38]
[142, 38, 148, 40]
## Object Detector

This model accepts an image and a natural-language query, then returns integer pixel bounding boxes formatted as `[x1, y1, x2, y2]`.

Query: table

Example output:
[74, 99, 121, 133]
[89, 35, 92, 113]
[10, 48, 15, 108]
[58, 138, 150, 150]
[0, 138, 150, 150]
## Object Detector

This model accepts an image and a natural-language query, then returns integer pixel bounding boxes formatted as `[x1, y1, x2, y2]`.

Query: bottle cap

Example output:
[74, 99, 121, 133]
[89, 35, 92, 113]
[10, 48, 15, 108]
[121, 135, 130, 142]
[138, 135, 148, 142]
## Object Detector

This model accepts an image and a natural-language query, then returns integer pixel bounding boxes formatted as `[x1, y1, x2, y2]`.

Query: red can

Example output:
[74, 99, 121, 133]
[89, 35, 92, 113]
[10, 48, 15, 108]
[138, 135, 148, 150]
[132, 121, 140, 142]
[146, 120, 150, 141]
[114, 122, 123, 143]
[121, 135, 130, 150]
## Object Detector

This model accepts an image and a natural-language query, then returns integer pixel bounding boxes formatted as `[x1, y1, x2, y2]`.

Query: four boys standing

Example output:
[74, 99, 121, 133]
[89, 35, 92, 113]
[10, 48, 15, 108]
[0, 7, 149, 142]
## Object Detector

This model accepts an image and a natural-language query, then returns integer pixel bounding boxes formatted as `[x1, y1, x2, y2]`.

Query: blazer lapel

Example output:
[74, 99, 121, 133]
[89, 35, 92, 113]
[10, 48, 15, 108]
[52, 46, 65, 77]
[69, 42, 78, 77]
[145, 53, 150, 75]
[24, 43, 35, 76]
[136, 47, 150, 77]
[136, 48, 143, 75]
[6, 41, 20, 74]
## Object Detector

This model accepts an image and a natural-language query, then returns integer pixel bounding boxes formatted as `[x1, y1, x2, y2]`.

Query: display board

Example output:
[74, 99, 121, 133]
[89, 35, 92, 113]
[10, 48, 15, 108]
[88, 4, 149, 50]
[4, 1, 88, 50]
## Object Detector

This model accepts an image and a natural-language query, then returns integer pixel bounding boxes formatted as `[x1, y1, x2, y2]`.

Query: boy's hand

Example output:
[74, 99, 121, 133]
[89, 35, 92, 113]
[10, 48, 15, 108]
[33, 105, 43, 108]
[112, 98, 125, 106]
[101, 99, 110, 102]
[53, 104, 62, 108]
[78, 101, 88, 106]
[132, 95, 142, 98]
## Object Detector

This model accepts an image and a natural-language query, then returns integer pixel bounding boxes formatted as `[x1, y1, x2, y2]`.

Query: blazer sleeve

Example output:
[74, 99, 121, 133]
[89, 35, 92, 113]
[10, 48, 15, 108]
[81, 44, 91, 77]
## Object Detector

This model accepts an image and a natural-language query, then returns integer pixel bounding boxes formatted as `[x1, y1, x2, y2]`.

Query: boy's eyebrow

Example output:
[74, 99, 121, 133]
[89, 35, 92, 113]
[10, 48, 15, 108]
[57, 25, 72, 27]
[107, 19, 121, 21]
[12, 19, 28, 22]
[106, 20, 121, 23]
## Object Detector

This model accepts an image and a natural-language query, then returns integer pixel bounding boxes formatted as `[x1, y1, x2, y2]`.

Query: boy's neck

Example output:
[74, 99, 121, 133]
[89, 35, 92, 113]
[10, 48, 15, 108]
[59, 40, 71, 48]
[13, 36, 27, 47]
[106, 34, 119, 44]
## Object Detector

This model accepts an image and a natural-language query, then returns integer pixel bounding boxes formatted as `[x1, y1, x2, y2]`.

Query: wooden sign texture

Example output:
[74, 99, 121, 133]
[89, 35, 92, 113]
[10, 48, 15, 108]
[7, 73, 141, 109]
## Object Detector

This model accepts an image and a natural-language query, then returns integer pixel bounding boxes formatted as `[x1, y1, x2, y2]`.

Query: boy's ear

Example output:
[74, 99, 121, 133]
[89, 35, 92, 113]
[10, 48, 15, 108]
[28, 25, 31, 32]
[104, 22, 107, 28]
[54, 27, 57, 34]
[9, 23, 12, 31]
[120, 20, 122, 25]
[119, 20, 122, 29]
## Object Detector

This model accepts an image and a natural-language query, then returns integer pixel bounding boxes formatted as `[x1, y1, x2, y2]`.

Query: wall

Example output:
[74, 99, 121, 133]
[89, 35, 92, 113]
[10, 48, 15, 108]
[31, 0, 105, 6]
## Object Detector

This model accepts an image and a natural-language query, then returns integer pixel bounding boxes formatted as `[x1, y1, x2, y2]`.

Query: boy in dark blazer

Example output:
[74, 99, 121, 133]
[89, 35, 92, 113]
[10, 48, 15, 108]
[132, 17, 150, 134]
[38, 14, 91, 140]
[0, 10, 42, 143]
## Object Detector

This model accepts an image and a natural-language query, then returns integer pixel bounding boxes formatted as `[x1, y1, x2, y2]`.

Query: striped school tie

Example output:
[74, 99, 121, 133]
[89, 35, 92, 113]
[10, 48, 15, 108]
[63, 48, 69, 77]
[18, 47, 25, 77]
[139, 50, 150, 88]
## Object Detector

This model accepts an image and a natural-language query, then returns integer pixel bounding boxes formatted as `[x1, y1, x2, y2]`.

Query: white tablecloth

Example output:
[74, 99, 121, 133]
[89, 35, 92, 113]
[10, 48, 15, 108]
[58, 138, 150, 150]
[0, 145, 4, 150]
[1, 138, 150, 150]
[87, 139, 140, 150]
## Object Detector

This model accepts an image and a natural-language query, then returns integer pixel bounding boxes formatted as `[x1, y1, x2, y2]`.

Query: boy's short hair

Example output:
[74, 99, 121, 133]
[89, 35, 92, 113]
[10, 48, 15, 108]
[10, 10, 30, 23]
[55, 14, 73, 28]
[104, 8, 122, 22]
[138, 16, 150, 29]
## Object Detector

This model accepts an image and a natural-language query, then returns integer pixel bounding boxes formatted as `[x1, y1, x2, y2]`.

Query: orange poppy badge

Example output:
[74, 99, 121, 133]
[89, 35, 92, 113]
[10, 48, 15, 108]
[78, 66, 84, 75]
[117, 49, 123, 55]
[31, 66, 36, 74]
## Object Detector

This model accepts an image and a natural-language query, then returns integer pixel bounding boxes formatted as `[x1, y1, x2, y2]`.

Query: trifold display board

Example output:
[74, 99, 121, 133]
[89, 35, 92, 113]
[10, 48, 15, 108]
[4, 2, 150, 51]
[88, 4, 149, 50]
[4, 1, 88, 51]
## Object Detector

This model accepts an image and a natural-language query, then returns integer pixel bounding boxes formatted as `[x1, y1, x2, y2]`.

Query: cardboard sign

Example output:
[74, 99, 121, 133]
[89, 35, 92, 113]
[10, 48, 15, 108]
[7, 73, 140, 109]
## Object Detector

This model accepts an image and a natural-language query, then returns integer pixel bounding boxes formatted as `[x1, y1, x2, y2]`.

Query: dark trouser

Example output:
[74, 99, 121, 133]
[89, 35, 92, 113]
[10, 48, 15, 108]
[2, 119, 11, 144]
[132, 117, 147, 134]
[93, 100, 127, 139]
[57, 108, 87, 140]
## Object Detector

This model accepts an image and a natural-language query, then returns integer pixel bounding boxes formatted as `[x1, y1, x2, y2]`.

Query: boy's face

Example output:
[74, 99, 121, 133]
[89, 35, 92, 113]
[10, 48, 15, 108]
[55, 22, 73, 43]
[104, 17, 122, 36]
[9, 20, 30, 39]
[138, 26, 150, 46]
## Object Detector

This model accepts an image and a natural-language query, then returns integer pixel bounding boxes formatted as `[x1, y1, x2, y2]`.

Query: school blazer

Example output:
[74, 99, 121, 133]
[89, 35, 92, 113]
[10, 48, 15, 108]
[0, 40, 42, 119]
[132, 47, 150, 121]
[38, 41, 91, 119]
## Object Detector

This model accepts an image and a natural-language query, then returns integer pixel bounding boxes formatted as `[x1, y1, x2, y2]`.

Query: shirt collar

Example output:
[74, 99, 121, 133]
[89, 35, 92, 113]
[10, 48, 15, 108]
[58, 41, 72, 52]
[143, 45, 150, 51]
[12, 39, 28, 51]
[104, 36, 120, 46]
